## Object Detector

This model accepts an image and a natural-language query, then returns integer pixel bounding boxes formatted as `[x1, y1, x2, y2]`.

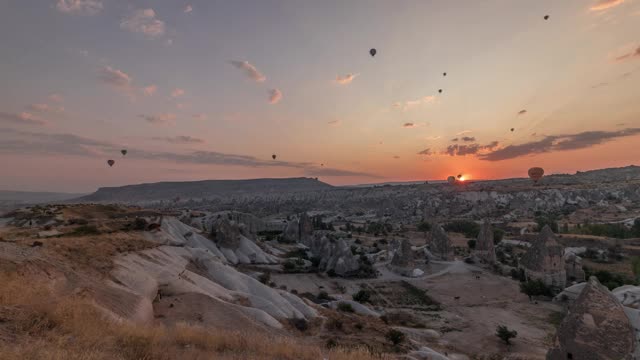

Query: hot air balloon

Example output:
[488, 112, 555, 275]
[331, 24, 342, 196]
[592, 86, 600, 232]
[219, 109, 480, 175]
[369, 48, 377, 57]
[438, 89, 443, 94]
[107, 159, 115, 167]
[511, 128, 515, 132]
[447, 176, 456, 185]
[121, 149, 127, 156]
[272, 154, 277, 160]
[321, 163, 324, 167]
[443, 72, 447, 76]
[457, 174, 462, 179]
[528, 167, 544, 183]
[544, 15, 549, 20]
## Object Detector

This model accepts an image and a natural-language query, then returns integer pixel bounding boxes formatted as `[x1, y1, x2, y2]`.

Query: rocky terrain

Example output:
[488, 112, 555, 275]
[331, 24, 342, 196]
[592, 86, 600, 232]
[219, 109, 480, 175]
[1, 165, 640, 359]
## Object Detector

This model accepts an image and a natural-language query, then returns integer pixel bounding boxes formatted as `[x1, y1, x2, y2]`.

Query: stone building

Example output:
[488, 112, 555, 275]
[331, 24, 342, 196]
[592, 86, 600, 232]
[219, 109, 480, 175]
[474, 220, 496, 263]
[547, 277, 636, 360]
[519, 225, 566, 290]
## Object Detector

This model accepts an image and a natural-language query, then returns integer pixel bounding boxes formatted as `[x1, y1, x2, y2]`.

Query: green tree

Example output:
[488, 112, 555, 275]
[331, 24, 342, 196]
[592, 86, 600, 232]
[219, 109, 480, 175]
[519, 279, 551, 301]
[496, 325, 517, 345]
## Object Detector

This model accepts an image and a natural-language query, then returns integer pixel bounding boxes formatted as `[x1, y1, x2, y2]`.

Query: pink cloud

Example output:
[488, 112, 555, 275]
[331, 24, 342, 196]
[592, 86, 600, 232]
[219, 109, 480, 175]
[56, 0, 103, 16]
[171, 88, 185, 98]
[99, 66, 132, 88]
[27, 104, 49, 112]
[143, 85, 157, 96]
[590, 0, 625, 11]
[335, 73, 358, 85]
[48, 94, 64, 103]
[139, 113, 176, 126]
[120, 9, 165, 38]
[0, 111, 47, 126]
[184, 5, 193, 13]
[268, 89, 282, 104]
[230, 61, 266, 82]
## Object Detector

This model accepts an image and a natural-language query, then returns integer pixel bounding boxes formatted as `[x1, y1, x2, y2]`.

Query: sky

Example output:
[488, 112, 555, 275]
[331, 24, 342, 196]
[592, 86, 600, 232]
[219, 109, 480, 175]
[1, 0, 640, 193]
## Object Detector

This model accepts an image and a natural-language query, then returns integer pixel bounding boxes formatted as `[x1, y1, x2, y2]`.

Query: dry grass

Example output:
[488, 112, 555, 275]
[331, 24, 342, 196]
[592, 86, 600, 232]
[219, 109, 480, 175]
[0, 272, 391, 360]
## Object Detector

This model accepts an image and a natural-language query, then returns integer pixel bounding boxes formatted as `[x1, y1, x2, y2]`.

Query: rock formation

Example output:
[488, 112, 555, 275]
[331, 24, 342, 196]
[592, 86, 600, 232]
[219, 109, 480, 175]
[520, 225, 566, 289]
[474, 220, 496, 263]
[282, 212, 314, 243]
[430, 224, 452, 261]
[547, 277, 635, 360]
[304, 233, 359, 276]
[564, 252, 585, 283]
[389, 239, 423, 277]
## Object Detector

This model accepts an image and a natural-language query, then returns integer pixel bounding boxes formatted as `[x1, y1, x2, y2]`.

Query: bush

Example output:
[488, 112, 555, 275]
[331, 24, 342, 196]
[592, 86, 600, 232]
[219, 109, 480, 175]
[258, 272, 271, 284]
[584, 267, 636, 290]
[283, 261, 297, 272]
[352, 289, 371, 303]
[496, 325, 517, 345]
[519, 279, 552, 300]
[535, 214, 559, 233]
[327, 269, 337, 277]
[416, 222, 431, 232]
[325, 338, 338, 348]
[317, 291, 333, 301]
[337, 302, 354, 313]
[467, 239, 476, 249]
[385, 329, 405, 346]
[444, 221, 480, 238]
[288, 318, 308, 332]
[493, 228, 505, 244]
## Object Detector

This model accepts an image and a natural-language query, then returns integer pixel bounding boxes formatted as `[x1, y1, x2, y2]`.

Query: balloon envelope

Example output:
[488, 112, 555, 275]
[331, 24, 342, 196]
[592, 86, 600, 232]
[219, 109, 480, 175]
[121, 149, 127, 156]
[107, 160, 115, 167]
[447, 176, 456, 184]
[528, 167, 544, 182]
[272, 154, 276, 160]
[369, 48, 376, 57]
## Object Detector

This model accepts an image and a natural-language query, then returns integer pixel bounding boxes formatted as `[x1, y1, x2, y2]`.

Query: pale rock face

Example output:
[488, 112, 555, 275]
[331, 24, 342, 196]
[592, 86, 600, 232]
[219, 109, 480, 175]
[304, 234, 359, 276]
[389, 239, 424, 277]
[430, 224, 452, 261]
[564, 252, 585, 283]
[547, 277, 635, 360]
[474, 220, 496, 263]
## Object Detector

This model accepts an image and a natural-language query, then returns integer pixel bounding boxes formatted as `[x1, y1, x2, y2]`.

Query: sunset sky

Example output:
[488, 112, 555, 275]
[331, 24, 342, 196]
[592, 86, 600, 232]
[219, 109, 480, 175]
[1, 0, 640, 192]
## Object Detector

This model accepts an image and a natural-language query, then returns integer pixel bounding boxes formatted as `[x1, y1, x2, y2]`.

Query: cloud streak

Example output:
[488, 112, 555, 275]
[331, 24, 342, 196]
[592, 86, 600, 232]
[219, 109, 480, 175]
[230, 61, 266, 82]
[417, 148, 432, 155]
[590, 0, 625, 11]
[152, 136, 204, 144]
[0, 112, 47, 126]
[56, 0, 103, 15]
[335, 73, 358, 85]
[139, 113, 176, 125]
[0, 128, 380, 178]
[614, 45, 640, 62]
[480, 128, 640, 161]
[443, 141, 499, 156]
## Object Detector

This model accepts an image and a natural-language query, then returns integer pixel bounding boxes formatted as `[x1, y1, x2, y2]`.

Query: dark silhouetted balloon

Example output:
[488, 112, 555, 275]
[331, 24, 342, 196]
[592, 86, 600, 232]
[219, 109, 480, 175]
[447, 176, 456, 185]
[272, 154, 276, 160]
[107, 159, 115, 167]
[544, 15, 549, 20]
[321, 163, 324, 167]
[370, 48, 377, 57]
[438, 89, 443, 94]
[443, 72, 447, 76]
[528, 167, 544, 183]
[121, 149, 127, 156]
[457, 174, 462, 179]
[511, 128, 515, 132]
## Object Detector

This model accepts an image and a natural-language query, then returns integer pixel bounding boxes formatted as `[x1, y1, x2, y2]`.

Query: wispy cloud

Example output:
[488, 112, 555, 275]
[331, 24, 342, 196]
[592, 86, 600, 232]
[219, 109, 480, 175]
[443, 141, 499, 156]
[335, 73, 358, 85]
[170, 88, 185, 98]
[152, 135, 204, 144]
[455, 130, 472, 136]
[0, 112, 47, 126]
[614, 45, 640, 62]
[480, 128, 640, 161]
[56, 0, 103, 15]
[589, 0, 625, 11]
[138, 113, 176, 125]
[230, 60, 266, 82]
[121, 9, 166, 38]
[461, 136, 476, 142]
[48, 94, 64, 103]
[0, 128, 380, 178]
[99, 66, 132, 88]
[26, 104, 49, 112]
[392, 155, 400, 159]
[142, 85, 157, 96]
[327, 119, 342, 127]
[184, 5, 193, 13]
[268, 88, 282, 104]
[393, 95, 436, 111]
[403, 122, 416, 128]
[417, 148, 432, 155]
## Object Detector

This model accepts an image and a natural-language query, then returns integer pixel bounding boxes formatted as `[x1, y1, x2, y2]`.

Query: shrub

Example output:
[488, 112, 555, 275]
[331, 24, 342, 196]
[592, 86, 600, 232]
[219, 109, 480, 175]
[283, 261, 297, 272]
[327, 269, 337, 277]
[337, 302, 354, 313]
[493, 228, 505, 244]
[416, 222, 431, 232]
[258, 272, 271, 284]
[289, 318, 308, 332]
[326, 338, 338, 348]
[519, 279, 552, 300]
[352, 289, 371, 303]
[467, 239, 476, 249]
[317, 291, 332, 301]
[385, 329, 405, 346]
[444, 221, 480, 238]
[496, 325, 517, 345]
[535, 214, 559, 233]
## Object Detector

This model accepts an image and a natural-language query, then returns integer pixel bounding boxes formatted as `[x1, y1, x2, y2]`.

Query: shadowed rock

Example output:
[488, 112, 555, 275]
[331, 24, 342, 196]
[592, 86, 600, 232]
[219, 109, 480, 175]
[547, 276, 635, 360]
[474, 220, 496, 263]
[430, 224, 452, 261]
[520, 225, 566, 289]
[564, 252, 585, 283]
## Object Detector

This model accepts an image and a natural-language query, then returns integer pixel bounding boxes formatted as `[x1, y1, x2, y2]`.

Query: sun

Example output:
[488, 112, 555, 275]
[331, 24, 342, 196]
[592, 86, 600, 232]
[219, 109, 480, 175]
[459, 176, 466, 181]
